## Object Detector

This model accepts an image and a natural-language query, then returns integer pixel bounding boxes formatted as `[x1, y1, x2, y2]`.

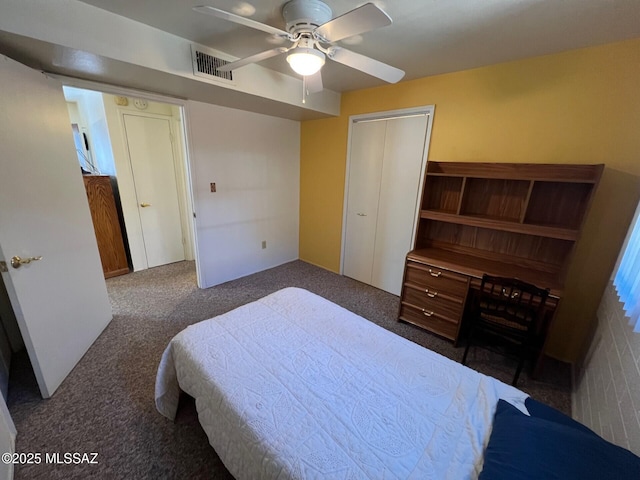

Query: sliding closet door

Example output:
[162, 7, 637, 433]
[371, 115, 428, 294]
[343, 112, 430, 296]
[343, 120, 386, 285]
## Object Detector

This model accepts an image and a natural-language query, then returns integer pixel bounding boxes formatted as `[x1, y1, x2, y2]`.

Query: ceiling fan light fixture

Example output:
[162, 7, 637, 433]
[286, 47, 325, 76]
[196, 1, 405, 85]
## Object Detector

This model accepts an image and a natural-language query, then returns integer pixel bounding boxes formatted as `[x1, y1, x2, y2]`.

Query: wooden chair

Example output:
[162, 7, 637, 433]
[461, 274, 550, 386]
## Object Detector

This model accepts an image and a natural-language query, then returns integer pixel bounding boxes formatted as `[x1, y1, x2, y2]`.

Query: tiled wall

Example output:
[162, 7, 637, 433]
[572, 282, 640, 455]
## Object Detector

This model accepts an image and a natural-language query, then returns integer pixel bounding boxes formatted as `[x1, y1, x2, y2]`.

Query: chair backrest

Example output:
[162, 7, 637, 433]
[477, 274, 550, 340]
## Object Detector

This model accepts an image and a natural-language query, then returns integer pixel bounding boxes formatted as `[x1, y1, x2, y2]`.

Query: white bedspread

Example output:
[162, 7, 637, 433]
[156, 287, 527, 479]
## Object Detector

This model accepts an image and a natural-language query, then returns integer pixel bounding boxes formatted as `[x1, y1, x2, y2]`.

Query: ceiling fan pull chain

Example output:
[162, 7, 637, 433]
[302, 75, 307, 104]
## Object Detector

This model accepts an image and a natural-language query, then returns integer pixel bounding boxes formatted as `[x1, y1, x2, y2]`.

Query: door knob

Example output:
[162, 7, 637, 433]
[140, 203, 152, 208]
[11, 255, 43, 269]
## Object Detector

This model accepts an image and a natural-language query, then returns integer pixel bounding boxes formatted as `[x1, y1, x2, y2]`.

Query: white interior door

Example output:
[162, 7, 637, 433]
[343, 120, 386, 285]
[0, 55, 112, 398]
[123, 114, 185, 268]
[371, 115, 428, 295]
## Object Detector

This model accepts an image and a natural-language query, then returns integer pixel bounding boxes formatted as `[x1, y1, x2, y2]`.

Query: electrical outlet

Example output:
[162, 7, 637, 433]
[262, 241, 267, 249]
[210, 182, 216, 192]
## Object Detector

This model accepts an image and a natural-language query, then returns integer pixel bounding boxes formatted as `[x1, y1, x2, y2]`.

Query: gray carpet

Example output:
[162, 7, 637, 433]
[7, 260, 572, 479]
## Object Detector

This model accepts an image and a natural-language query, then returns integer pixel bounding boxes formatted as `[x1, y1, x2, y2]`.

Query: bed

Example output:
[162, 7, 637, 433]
[156, 287, 536, 478]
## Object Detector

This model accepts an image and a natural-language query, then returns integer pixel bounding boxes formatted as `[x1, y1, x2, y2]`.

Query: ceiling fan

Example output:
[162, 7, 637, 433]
[193, 0, 405, 95]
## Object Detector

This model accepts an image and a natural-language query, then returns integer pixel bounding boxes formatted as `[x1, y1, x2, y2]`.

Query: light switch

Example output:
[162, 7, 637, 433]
[210, 182, 216, 193]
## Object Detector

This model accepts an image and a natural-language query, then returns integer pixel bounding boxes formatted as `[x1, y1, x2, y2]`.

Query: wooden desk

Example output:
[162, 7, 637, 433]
[399, 248, 559, 373]
[398, 161, 603, 373]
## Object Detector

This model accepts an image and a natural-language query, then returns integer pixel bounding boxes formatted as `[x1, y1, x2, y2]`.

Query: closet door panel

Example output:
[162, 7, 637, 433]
[372, 115, 428, 295]
[343, 120, 386, 285]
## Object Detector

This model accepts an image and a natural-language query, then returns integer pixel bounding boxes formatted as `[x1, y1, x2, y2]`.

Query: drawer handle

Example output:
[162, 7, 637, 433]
[422, 309, 434, 317]
[426, 289, 438, 298]
[428, 269, 442, 278]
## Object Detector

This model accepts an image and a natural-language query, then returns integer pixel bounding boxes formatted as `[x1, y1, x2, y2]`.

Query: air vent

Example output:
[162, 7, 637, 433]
[190, 45, 234, 84]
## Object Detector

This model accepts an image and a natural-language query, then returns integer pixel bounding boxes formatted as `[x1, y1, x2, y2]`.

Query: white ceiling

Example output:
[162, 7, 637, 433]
[77, 0, 640, 92]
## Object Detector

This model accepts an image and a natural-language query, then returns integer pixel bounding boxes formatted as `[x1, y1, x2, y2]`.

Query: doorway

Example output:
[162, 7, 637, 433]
[341, 107, 434, 296]
[62, 87, 195, 275]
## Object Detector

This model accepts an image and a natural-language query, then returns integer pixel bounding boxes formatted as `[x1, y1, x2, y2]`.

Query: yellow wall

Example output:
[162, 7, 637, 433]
[300, 38, 640, 363]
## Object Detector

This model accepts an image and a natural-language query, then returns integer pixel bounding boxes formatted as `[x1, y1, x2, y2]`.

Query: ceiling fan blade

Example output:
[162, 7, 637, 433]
[305, 71, 323, 93]
[315, 3, 392, 43]
[216, 48, 287, 72]
[193, 5, 289, 38]
[330, 47, 405, 83]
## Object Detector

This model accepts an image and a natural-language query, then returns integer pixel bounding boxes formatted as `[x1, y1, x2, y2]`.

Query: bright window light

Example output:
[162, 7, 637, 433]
[614, 201, 640, 332]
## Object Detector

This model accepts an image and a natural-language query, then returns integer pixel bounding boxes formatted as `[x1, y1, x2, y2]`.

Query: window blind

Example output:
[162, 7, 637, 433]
[613, 202, 640, 332]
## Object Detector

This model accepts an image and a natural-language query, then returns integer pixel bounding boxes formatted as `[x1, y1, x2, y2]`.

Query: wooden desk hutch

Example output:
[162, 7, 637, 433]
[398, 161, 603, 369]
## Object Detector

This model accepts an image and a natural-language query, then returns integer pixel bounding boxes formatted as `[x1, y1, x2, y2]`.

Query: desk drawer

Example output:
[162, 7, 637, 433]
[399, 302, 458, 341]
[405, 261, 469, 296]
[399, 259, 470, 343]
[402, 284, 464, 320]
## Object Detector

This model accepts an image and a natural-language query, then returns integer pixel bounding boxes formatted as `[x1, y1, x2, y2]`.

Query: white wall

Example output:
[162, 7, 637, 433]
[573, 282, 640, 455]
[80, 91, 115, 176]
[187, 101, 300, 288]
[63, 86, 116, 175]
[65, 100, 82, 126]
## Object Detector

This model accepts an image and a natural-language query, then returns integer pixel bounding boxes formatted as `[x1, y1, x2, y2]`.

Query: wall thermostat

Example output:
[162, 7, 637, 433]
[133, 98, 148, 110]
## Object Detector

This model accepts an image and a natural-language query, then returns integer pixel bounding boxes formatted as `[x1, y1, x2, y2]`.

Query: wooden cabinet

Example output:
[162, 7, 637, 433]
[400, 162, 603, 346]
[83, 175, 129, 279]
